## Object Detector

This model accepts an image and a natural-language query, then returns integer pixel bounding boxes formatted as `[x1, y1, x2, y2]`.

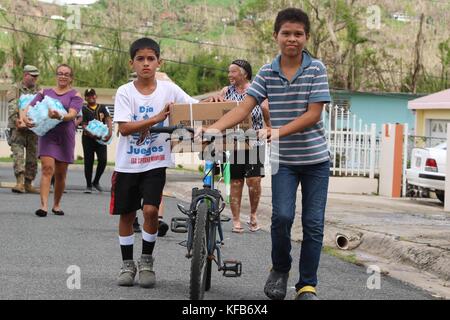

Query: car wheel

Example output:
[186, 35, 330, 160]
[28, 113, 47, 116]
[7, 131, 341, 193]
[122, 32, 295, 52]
[435, 190, 445, 203]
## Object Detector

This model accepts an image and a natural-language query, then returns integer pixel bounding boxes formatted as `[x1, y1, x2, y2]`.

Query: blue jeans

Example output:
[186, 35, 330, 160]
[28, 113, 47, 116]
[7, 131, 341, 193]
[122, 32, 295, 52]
[271, 161, 330, 289]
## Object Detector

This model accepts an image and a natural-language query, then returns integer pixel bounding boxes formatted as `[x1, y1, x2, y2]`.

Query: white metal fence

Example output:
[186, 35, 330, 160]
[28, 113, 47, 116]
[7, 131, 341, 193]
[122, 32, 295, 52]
[323, 104, 380, 178]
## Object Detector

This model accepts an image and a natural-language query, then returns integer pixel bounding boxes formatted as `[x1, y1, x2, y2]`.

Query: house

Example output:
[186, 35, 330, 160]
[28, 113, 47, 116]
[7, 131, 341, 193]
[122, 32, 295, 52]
[331, 90, 423, 133]
[408, 88, 450, 142]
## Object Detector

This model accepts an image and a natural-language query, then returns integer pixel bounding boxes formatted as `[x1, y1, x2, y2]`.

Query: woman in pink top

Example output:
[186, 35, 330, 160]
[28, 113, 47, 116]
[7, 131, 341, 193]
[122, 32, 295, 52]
[23, 64, 83, 217]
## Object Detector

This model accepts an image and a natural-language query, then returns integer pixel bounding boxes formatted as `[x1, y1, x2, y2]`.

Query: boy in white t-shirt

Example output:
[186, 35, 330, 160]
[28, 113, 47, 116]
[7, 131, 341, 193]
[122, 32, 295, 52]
[111, 37, 198, 288]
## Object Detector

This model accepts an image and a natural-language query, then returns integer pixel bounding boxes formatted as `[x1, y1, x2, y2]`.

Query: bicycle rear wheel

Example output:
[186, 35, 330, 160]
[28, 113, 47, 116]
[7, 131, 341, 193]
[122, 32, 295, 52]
[190, 202, 209, 300]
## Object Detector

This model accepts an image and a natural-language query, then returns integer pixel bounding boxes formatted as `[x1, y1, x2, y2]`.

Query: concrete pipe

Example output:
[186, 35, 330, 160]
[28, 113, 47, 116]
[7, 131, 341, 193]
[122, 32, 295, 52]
[335, 232, 362, 250]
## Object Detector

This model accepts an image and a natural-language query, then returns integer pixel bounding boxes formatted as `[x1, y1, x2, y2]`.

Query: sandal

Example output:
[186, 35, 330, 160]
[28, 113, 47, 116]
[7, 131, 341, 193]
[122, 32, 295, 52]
[52, 209, 65, 216]
[35, 209, 47, 217]
[232, 226, 244, 234]
[247, 221, 260, 232]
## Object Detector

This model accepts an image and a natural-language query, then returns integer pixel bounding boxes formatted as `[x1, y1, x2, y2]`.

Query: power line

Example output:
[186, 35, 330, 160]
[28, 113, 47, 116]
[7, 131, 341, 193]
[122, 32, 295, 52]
[2, 10, 261, 54]
[0, 25, 228, 72]
[3, 23, 448, 85]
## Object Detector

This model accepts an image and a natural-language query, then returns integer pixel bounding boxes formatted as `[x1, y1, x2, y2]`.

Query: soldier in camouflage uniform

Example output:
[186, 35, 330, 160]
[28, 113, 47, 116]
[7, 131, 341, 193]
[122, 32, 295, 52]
[7, 65, 40, 194]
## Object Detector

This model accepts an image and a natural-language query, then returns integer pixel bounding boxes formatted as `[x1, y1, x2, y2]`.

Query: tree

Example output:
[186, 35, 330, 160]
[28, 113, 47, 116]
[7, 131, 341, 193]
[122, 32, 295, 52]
[438, 39, 450, 89]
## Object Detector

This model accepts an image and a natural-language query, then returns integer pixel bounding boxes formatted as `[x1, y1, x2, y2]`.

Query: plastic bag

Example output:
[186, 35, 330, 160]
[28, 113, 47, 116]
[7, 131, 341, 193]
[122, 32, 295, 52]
[27, 96, 67, 136]
[18, 94, 37, 110]
[85, 119, 112, 145]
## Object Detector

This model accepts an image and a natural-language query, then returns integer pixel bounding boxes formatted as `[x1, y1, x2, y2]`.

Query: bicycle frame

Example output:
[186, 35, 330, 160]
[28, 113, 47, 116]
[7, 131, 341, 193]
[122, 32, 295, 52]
[158, 124, 243, 298]
[184, 157, 226, 269]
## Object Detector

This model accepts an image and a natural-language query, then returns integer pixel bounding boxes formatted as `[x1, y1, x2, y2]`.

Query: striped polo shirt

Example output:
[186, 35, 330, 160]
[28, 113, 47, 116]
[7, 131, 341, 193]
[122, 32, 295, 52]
[247, 50, 331, 165]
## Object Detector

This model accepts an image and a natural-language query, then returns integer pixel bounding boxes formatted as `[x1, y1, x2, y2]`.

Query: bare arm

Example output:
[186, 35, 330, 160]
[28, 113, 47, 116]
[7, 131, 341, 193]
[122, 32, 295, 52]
[261, 99, 271, 127]
[48, 108, 79, 121]
[208, 95, 258, 131]
[104, 116, 113, 140]
[118, 103, 170, 136]
[278, 102, 324, 138]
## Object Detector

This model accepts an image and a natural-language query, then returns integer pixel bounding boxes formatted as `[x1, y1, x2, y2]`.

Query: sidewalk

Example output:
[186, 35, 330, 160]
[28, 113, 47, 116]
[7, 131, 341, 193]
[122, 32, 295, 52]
[164, 169, 450, 299]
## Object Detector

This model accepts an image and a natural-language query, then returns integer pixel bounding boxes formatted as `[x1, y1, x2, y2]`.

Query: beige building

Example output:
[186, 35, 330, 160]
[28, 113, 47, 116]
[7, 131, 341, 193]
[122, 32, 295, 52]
[408, 88, 450, 142]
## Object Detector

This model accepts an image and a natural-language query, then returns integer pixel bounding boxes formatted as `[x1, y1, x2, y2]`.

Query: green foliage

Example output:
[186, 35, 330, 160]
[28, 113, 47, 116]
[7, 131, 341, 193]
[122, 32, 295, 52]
[161, 52, 230, 96]
[438, 39, 450, 83]
[238, 0, 270, 19]
[0, 49, 5, 68]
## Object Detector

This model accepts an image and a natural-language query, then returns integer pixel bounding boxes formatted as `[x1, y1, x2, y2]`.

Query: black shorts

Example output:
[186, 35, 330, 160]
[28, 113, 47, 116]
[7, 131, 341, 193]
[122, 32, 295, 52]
[229, 145, 265, 179]
[110, 167, 166, 215]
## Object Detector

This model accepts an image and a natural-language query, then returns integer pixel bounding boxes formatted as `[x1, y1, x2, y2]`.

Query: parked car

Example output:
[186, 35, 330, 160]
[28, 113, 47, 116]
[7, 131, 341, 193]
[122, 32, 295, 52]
[405, 142, 446, 203]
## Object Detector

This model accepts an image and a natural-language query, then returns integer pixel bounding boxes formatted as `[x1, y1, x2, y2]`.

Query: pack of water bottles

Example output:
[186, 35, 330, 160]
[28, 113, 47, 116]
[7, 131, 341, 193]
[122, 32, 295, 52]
[18, 94, 37, 110]
[27, 96, 67, 136]
[85, 119, 112, 145]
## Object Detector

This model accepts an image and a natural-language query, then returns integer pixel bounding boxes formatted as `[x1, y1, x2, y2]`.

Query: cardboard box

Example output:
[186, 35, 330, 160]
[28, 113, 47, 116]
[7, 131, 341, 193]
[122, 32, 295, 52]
[169, 101, 252, 129]
[169, 102, 253, 153]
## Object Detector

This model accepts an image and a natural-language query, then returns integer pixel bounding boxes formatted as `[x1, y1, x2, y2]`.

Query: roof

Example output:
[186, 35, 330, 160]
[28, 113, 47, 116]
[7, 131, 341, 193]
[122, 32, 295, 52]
[408, 88, 450, 110]
[332, 89, 424, 100]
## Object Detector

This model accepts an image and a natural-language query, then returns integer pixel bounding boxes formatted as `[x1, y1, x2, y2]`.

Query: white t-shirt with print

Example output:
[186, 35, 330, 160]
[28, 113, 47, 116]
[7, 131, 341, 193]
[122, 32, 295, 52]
[113, 80, 198, 173]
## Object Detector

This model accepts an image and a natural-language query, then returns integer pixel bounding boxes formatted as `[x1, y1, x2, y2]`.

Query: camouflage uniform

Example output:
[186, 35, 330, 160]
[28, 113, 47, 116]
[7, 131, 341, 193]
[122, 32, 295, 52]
[7, 82, 40, 193]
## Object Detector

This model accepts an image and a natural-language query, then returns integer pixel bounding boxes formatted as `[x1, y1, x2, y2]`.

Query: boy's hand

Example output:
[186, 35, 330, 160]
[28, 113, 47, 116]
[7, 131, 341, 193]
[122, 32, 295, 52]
[194, 126, 206, 142]
[258, 127, 279, 143]
[153, 103, 171, 123]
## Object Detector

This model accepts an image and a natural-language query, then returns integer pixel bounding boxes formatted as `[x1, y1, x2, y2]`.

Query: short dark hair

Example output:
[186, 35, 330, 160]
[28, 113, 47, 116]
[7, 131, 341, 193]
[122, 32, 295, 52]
[129, 37, 160, 60]
[274, 8, 310, 35]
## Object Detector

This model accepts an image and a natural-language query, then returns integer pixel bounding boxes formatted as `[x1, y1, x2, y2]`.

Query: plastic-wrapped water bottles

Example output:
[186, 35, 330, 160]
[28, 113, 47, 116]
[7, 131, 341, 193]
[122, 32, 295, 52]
[27, 96, 67, 136]
[18, 94, 37, 110]
[85, 119, 112, 145]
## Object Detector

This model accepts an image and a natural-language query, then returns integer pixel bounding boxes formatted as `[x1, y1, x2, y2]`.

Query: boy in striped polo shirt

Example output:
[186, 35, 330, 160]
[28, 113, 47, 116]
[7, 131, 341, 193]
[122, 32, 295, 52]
[204, 8, 330, 300]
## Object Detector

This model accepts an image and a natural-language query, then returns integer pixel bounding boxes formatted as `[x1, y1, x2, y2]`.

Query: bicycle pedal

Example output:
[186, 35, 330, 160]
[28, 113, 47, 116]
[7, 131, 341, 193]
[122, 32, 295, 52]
[171, 217, 188, 233]
[222, 259, 242, 277]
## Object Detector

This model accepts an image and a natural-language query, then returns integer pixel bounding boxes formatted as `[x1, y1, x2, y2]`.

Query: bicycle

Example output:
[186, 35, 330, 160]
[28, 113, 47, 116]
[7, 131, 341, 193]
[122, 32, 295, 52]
[147, 124, 249, 300]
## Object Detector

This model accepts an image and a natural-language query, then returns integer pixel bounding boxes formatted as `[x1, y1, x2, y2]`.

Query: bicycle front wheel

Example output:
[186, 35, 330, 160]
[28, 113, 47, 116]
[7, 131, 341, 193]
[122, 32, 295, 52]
[190, 202, 209, 300]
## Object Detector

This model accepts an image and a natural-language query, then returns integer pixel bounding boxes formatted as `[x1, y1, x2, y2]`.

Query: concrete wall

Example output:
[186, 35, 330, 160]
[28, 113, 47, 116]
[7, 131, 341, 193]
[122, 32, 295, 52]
[350, 95, 415, 132]
[332, 91, 418, 133]
[414, 109, 450, 136]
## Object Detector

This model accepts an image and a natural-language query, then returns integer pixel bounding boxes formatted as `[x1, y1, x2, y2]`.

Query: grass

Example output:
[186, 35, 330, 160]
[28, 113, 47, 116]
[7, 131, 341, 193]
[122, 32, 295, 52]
[322, 246, 364, 266]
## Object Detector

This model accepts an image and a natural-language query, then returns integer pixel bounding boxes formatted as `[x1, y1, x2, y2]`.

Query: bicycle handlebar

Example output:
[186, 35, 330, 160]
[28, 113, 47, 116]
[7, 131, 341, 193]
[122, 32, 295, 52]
[149, 124, 195, 134]
[147, 124, 260, 143]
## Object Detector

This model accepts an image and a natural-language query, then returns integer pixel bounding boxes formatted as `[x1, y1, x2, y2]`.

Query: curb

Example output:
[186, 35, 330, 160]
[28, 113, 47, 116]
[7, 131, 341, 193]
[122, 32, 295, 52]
[164, 178, 450, 287]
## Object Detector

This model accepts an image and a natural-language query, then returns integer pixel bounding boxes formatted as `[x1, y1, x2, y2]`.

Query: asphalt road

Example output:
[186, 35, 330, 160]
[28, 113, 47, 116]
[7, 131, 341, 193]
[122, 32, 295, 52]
[0, 165, 433, 300]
